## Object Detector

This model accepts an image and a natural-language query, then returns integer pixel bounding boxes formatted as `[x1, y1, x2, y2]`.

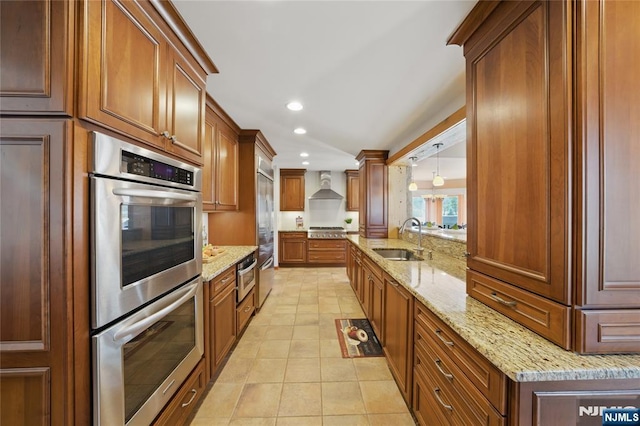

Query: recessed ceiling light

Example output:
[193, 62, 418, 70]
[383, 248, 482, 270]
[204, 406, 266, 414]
[294, 128, 307, 135]
[300, 152, 309, 157]
[286, 101, 303, 111]
[302, 161, 309, 165]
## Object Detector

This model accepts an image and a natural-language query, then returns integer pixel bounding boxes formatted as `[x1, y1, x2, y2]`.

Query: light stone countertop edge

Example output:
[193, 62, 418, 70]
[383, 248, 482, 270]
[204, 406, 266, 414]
[347, 235, 640, 383]
[201, 246, 258, 282]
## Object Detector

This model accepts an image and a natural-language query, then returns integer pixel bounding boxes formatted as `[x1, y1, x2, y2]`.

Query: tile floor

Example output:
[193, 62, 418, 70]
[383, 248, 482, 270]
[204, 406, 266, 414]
[190, 267, 417, 426]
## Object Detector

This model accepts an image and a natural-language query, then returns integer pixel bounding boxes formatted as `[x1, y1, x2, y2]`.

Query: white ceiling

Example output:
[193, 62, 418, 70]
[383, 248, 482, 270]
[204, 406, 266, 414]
[172, 0, 476, 172]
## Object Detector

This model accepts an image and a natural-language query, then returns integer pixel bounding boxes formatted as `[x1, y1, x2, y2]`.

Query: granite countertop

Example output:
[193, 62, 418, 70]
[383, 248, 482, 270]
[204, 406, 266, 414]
[348, 235, 640, 383]
[201, 246, 257, 282]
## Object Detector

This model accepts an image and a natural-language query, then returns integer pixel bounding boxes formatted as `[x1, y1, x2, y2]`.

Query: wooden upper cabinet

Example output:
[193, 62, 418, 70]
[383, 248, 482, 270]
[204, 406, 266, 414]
[356, 151, 388, 238]
[345, 169, 359, 211]
[459, 0, 570, 304]
[78, 0, 215, 165]
[0, 119, 72, 425]
[0, 0, 74, 114]
[280, 169, 306, 211]
[574, 0, 640, 309]
[203, 97, 239, 212]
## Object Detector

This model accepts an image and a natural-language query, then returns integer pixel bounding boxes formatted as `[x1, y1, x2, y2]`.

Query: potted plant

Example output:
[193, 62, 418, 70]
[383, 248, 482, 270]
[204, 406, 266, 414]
[344, 217, 353, 230]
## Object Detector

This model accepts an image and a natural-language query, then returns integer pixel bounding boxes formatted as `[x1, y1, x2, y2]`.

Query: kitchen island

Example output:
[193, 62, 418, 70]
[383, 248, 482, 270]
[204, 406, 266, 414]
[347, 235, 640, 424]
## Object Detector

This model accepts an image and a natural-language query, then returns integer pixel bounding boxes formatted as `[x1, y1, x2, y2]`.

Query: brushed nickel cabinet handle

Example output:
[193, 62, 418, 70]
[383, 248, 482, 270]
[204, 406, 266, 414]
[434, 359, 454, 380]
[389, 280, 399, 288]
[490, 292, 517, 308]
[181, 389, 197, 407]
[433, 388, 453, 411]
[434, 329, 454, 347]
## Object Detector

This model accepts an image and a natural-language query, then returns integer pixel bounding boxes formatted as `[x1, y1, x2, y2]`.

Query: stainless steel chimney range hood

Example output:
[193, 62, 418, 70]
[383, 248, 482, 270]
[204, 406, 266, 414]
[308, 171, 344, 200]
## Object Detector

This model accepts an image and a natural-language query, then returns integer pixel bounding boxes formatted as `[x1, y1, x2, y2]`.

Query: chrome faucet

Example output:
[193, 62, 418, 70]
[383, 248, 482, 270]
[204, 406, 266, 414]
[399, 217, 424, 255]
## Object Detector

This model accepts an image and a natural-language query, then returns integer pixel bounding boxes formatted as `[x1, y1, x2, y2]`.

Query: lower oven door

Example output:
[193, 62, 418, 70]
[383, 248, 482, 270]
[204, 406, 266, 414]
[237, 257, 258, 303]
[92, 277, 203, 426]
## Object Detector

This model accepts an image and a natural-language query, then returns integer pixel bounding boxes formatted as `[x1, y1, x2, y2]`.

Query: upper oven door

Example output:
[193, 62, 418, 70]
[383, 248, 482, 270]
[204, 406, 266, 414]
[91, 176, 202, 329]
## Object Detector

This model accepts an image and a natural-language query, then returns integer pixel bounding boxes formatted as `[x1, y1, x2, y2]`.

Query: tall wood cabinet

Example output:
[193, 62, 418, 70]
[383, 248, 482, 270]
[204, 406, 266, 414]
[356, 150, 388, 238]
[450, 0, 640, 353]
[0, 119, 73, 425]
[203, 96, 239, 211]
[280, 168, 306, 211]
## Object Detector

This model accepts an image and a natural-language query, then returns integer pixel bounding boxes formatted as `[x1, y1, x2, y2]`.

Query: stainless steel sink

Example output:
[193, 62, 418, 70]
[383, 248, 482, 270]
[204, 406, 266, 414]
[372, 248, 423, 261]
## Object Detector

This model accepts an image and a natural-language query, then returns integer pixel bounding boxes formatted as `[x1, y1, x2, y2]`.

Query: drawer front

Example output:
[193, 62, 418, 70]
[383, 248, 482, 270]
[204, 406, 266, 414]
[467, 270, 571, 349]
[308, 239, 346, 250]
[236, 288, 255, 334]
[153, 358, 206, 425]
[413, 367, 447, 426]
[415, 301, 507, 413]
[280, 232, 307, 239]
[361, 253, 383, 280]
[308, 251, 346, 263]
[575, 309, 640, 354]
[212, 266, 236, 296]
[414, 344, 505, 426]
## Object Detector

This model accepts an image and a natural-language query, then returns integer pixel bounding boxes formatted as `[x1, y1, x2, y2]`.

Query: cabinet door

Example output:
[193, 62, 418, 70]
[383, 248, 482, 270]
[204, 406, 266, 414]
[356, 151, 388, 238]
[0, 0, 73, 114]
[465, 1, 570, 304]
[202, 109, 216, 211]
[280, 170, 305, 211]
[383, 274, 413, 402]
[0, 119, 72, 425]
[79, 0, 166, 149]
[345, 170, 359, 211]
[215, 123, 239, 210]
[280, 239, 307, 263]
[210, 282, 237, 373]
[165, 48, 206, 165]
[575, 0, 640, 308]
[370, 273, 384, 343]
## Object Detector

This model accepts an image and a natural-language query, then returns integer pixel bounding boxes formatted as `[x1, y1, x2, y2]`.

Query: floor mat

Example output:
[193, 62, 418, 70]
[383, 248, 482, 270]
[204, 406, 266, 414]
[334, 318, 384, 358]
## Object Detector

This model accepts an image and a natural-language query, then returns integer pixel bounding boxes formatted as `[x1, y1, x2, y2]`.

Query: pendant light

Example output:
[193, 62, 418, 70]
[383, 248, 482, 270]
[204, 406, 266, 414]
[408, 157, 418, 191]
[432, 143, 445, 187]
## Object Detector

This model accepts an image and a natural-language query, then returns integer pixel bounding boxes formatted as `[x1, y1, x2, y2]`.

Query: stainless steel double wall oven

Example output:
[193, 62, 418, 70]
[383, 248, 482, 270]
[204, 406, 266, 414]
[90, 133, 203, 425]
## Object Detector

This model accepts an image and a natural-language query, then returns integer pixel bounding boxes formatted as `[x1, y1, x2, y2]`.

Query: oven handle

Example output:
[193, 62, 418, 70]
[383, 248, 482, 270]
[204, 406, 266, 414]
[238, 259, 258, 276]
[112, 282, 198, 343]
[112, 187, 198, 203]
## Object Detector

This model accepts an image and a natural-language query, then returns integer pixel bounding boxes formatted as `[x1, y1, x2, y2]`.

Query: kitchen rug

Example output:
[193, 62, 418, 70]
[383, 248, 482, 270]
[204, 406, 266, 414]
[335, 318, 383, 358]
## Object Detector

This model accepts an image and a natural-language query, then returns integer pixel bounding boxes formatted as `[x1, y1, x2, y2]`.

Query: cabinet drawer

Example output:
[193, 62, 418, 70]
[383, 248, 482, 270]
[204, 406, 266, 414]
[280, 232, 307, 239]
[236, 288, 255, 334]
[212, 267, 236, 296]
[415, 301, 507, 414]
[414, 344, 505, 426]
[467, 270, 571, 349]
[308, 239, 346, 250]
[361, 253, 383, 280]
[308, 251, 346, 263]
[153, 358, 206, 425]
[575, 309, 640, 354]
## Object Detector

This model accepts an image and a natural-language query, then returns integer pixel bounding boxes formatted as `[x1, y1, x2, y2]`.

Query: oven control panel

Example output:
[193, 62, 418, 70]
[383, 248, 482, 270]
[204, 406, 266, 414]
[122, 150, 193, 186]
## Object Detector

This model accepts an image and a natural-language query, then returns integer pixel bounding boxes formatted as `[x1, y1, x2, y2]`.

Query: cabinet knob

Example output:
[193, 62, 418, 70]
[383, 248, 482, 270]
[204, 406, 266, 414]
[464, 252, 471, 257]
[161, 130, 171, 138]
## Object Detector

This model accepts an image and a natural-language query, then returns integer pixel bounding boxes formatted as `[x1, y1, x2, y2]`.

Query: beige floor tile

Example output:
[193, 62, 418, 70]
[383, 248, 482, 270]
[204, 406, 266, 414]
[274, 305, 298, 314]
[321, 357, 358, 382]
[367, 413, 416, 425]
[288, 339, 320, 358]
[228, 418, 277, 426]
[231, 339, 261, 359]
[256, 340, 290, 359]
[320, 323, 342, 340]
[320, 339, 343, 358]
[233, 383, 282, 418]
[241, 325, 269, 341]
[321, 382, 366, 415]
[275, 416, 322, 426]
[194, 382, 243, 418]
[294, 313, 319, 325]
[277, 296, 300, 305]
[269, 313, 296, 326]
[277, 382, 322, 417]
[359, 381, 409, 414]
[216, 357, 253, 383]
[353, 358, 393, 381]
[264, 325, 294, 340]
[284, 358, 321, 383]
[292, 325, 320, 340]
[246, 358, 287, 383]
[190, 417, 230, 425]
[322, 414, 370, 425]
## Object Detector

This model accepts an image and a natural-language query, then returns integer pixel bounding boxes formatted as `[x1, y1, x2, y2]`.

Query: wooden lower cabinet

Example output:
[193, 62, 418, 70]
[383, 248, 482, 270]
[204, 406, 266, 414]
[308, 239, 346, 265]
[207, 271, 237, 378]
[153, 358, 206, 426]
[279, 232, 307, 265]
[383, 273, 414, 403]
[236, 288, 255, 334]
[362, 254, 384, 341]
